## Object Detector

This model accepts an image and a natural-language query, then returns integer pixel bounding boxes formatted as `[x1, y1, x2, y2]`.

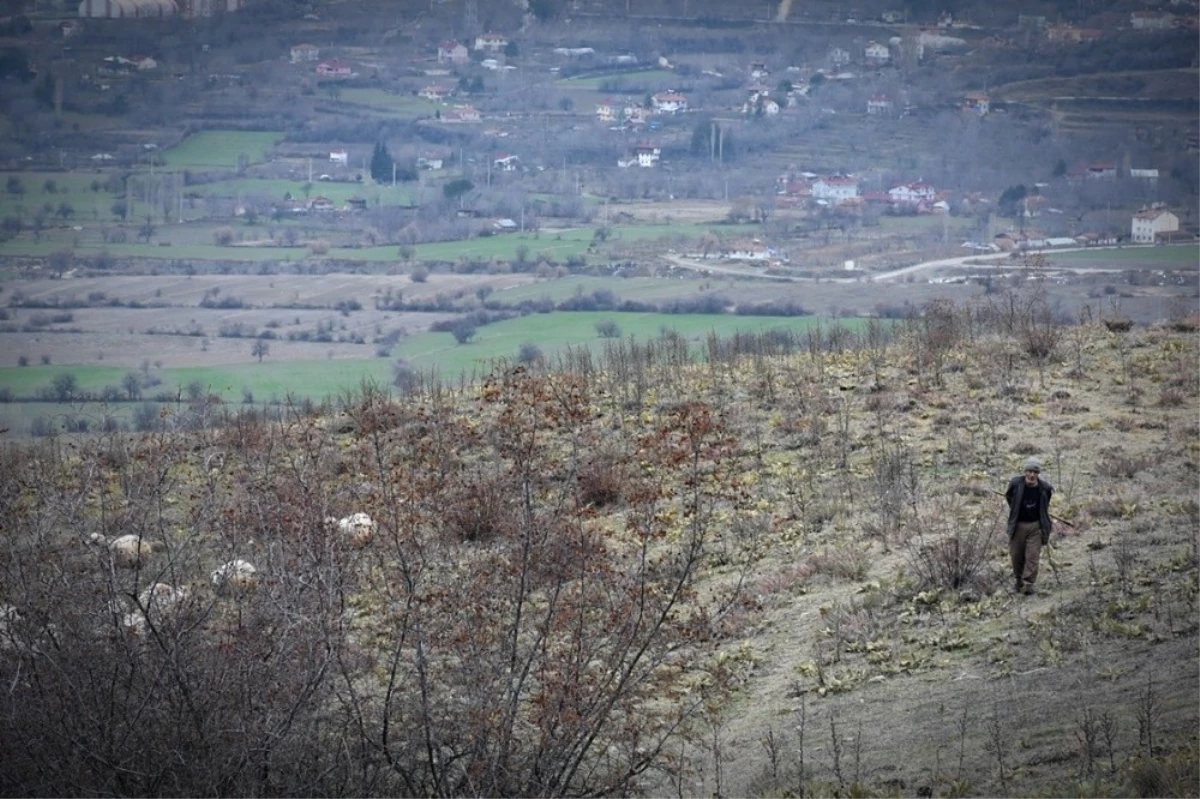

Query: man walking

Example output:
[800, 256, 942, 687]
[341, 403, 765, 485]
[1006, 458, 1054, 595]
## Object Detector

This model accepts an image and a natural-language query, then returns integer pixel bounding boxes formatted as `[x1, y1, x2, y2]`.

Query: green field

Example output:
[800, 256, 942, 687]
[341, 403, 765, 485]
[556, 69, 678, 91]
[186, 177, 418, 206]
[0, 312, 855, 414]
[337, 89, 442, 117]
[161, 131, 285, 169]
[0, 222, 760, 263]
[0, 172, 124, 224]
[1050, 245, 1199, 267]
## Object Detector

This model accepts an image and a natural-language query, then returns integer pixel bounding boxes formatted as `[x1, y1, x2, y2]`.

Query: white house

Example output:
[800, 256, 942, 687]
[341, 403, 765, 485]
[721, 239, 772, 261]
[888, 182, 936, 204]
[811, 176, 859, 203]
[1131, 208, 1179, 243]
[634, 143, 660, 167]
[437, 40, 468, 64]
[419, 84, 450, 101]
[651, 91, 688, 113]
[1130, 11, 1174, 29]
[827, 46, 851, 67]
[867, 94, 893, 114]
[493, 154, 519, 171]
[474, 32, 508, 52]
[441, 105, 480, 123]
[329, 149, 348, 166]
[290, 43, 319, 63]
[595, 99, 617, 122]
[864, 41, 890, 63]
[417, 154, 444, 170]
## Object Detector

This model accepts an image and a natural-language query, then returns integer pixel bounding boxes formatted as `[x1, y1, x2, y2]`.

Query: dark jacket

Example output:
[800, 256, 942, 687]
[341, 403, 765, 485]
[1006, 475, 1054, 542]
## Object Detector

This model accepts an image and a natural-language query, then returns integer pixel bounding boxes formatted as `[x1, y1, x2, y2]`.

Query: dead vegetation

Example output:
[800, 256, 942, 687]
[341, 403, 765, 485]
[0, 284, 1197, 797]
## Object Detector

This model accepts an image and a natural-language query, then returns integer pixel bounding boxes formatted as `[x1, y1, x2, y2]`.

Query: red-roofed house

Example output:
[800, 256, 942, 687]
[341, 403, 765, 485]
[1131, 208, 1179, 243]
[867, 94, 893, 115]
[651, 91, 688, 113]
[437, 40, 468, 64]
[442, 105, 481, 123]
[316, 60, 351, 78]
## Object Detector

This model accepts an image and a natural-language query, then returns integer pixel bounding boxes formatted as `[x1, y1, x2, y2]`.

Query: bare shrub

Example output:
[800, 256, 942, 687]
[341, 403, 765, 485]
[902, 498, 999, 593]
[306, 239, 330, 256]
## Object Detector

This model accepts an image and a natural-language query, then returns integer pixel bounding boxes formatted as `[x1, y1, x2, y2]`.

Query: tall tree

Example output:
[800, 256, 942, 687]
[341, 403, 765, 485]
[370, 141, 393, 184]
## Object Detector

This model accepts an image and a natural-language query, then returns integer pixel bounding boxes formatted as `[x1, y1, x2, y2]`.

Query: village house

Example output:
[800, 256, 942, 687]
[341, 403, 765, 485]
[1130, 10, 1174, 29]
[827, 46, 851, 67]
[963, 91, 989, 115]
[749, 59, 769, 79]
[721, 239, 772, 261]
[493, 154, 519, 172]
[1044, 24, 1102, 43]
[492, 218, 519, 233]
[863, 41, 890, 64]
[329, 149, 348, 166]
[623, 105, 649, 125]
[441, 105, 480, 123]
[1086, 162, 1117, 179]
[474, 32, 508, 52]
[595, 99, 617, 123]
[419, 84, 451, 101]
[867, 94, 893, 115]
[437, 40, 469, 65]
[618, 143, 661, 168]
[346, 197, 368, 212]
[1131, 208, 1179, 243]
[651, 91, 688, 113]
[417, 154, 444, 170]
[888, 182, 937, 205]
[811, 175, 860, 204]
[290, 43, 319, 63]
[315, 60, 351, 78]
[308, 196, 335, 212]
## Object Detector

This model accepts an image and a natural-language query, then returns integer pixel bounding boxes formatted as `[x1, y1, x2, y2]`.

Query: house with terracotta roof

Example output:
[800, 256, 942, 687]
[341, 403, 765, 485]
[867, 94, 893, 115]
[437, 40, 468, 64]
[651, 91, 688, 113]
[1131, 208, 1179, 242]
[316, 60, 351, 78]
[441, 105, 481, 123]
[963, 91, 989, 115]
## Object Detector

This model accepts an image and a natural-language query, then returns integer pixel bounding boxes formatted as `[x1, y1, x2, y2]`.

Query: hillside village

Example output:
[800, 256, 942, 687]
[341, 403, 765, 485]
[0, 0, 1195, 275]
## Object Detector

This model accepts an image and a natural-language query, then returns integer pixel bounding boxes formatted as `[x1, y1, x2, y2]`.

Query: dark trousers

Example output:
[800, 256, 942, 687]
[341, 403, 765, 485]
[1010, 521, 1043, 589]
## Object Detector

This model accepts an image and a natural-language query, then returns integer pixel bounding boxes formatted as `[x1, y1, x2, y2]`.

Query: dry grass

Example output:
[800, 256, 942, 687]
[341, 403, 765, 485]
[1, 309, 1197, 798]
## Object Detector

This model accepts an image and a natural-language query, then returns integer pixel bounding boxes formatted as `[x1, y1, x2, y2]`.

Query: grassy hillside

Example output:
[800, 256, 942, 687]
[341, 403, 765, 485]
[0, 279, 1196, 797]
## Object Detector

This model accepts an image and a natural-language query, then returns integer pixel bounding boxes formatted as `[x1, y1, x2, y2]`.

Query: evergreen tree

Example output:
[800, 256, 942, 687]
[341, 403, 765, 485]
[370, 142, 393, 183]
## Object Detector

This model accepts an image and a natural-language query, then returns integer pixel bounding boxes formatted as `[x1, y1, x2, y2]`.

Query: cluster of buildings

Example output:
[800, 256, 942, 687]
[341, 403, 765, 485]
[774, 172, 950, 214]
[77, 0, 242, 18]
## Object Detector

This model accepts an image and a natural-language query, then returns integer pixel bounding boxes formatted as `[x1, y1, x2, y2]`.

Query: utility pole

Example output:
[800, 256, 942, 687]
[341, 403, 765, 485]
[392, 162, 396, 187]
